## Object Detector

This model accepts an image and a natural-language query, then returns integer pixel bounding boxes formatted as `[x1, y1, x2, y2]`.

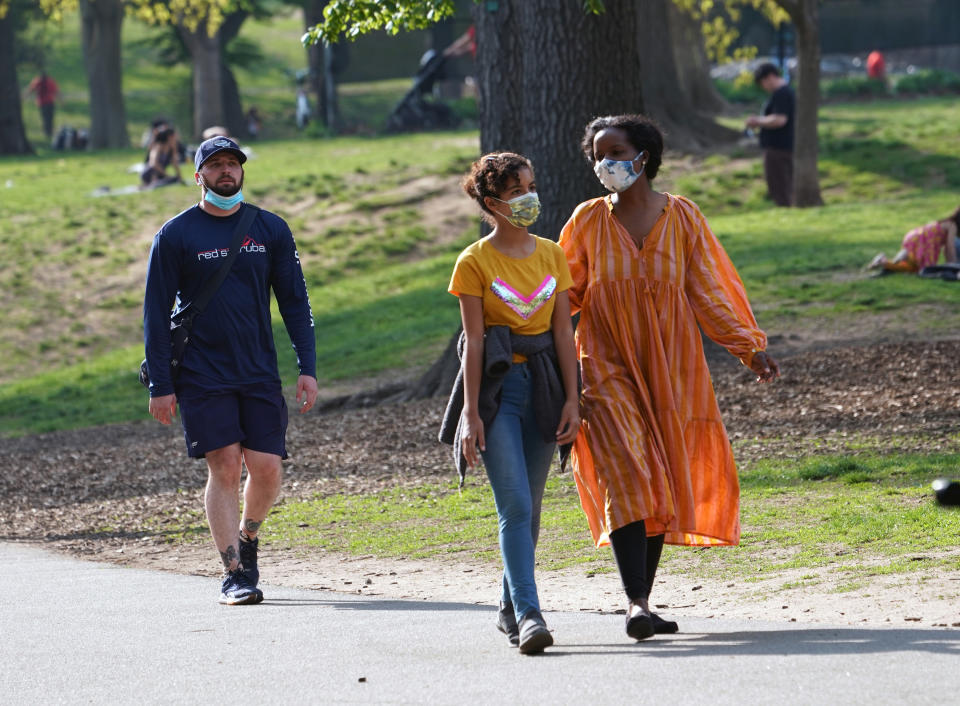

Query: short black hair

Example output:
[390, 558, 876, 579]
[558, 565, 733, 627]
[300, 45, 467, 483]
[754, 62, 781, 84]
[580, 114, 664, 181]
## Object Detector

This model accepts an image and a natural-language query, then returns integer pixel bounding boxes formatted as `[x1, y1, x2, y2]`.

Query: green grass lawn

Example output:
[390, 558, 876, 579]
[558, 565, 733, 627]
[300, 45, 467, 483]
[2, 98, 960, 435]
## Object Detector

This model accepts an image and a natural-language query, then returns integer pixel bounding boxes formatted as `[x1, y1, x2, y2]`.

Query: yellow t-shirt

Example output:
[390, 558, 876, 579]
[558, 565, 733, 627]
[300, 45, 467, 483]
[449, 235, 573, 360]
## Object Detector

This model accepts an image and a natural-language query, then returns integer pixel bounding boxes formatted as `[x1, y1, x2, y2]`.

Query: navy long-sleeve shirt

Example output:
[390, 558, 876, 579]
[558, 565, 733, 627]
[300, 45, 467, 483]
[143, 204, 316, 397]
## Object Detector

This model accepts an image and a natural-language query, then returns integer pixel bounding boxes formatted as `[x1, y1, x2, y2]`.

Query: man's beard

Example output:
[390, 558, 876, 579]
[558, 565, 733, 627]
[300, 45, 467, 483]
[203, 171, 244, 197]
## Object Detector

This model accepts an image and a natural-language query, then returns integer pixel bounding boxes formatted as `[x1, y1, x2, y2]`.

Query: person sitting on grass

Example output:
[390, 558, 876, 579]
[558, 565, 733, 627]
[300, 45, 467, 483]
[140, 124, 183, 190]
[867, 206, 960, 274]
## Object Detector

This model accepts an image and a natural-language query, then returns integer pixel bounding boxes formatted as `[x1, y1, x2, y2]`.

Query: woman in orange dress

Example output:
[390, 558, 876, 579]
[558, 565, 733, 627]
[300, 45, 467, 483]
[558, 114, 780, 641]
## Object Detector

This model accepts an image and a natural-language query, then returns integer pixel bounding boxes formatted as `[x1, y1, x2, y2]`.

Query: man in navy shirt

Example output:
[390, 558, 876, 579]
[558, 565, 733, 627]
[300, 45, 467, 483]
[746, 62, 795, 207]
[144, 136, 318, 604]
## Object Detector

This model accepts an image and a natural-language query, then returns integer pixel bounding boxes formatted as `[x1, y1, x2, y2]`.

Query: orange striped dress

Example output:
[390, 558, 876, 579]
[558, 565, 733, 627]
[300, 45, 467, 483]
[558, 194, 767, 548]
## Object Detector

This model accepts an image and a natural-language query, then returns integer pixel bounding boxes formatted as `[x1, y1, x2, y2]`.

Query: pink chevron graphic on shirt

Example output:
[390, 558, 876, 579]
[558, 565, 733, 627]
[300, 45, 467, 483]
[490, 275, 557, 320]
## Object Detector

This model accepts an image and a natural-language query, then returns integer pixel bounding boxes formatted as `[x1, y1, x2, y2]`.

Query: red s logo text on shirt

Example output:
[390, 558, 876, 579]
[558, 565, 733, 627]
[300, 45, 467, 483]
[196, 236, 266, 261]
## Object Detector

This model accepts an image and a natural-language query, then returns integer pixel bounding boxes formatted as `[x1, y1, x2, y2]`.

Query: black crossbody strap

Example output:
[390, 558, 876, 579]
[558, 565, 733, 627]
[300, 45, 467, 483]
[190, 203, 260, 317]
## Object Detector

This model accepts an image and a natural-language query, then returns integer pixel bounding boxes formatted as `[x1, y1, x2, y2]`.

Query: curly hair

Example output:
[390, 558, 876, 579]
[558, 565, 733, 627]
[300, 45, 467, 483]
[462, 152, 534, 223]
[580, 114, 664, 181]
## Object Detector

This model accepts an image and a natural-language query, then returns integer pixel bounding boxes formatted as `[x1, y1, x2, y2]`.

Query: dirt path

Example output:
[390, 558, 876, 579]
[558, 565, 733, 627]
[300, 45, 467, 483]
[3, 341, 960, 628]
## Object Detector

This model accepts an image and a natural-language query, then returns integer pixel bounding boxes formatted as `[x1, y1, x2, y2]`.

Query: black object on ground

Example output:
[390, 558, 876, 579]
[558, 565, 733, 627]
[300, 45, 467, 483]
[932, 478, 960, 506]
[918, 264, 960, 281]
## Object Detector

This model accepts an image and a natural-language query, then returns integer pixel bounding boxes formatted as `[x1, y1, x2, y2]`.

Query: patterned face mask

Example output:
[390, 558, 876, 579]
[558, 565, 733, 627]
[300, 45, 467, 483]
[493, 192, 541, 227]
[593, 153, 645, 193]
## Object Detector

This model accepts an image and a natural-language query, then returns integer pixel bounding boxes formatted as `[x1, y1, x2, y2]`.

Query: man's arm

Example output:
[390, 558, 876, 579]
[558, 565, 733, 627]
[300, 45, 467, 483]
[143, 231, 180, 398]
[746, 113, 788, 129]
[269, 217, 317, 383]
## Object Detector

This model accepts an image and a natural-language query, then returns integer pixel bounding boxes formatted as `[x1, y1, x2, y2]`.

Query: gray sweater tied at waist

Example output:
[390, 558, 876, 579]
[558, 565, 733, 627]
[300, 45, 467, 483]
[438, 325, 577, 486]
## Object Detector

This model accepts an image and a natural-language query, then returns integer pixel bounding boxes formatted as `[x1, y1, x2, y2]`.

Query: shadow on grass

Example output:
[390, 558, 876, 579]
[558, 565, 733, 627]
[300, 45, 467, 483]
[821, 134, 960, 191]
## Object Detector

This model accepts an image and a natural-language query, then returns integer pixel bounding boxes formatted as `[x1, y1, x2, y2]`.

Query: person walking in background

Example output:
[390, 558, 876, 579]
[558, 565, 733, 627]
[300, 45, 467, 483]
[246, 107, 262, 140]
[746, 62, 795, 207]
[440, 153, 580, 654]
[559, 114, 779, 642]
[24, 70, 60, 141]
[295, 87, 311, 129]
[143, 136, 318, 605]
[867, 206, 960, 274]
[866, 50, 887, 82]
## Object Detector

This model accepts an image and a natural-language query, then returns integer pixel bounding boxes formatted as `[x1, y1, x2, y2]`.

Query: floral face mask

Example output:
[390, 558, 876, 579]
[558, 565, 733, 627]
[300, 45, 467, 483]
[492, 191, 541, 227]
[593, 152, 645, 193]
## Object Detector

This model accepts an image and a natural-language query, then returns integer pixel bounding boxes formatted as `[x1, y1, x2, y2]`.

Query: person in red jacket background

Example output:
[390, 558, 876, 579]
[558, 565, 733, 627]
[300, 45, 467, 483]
[24, 70, 60, 140]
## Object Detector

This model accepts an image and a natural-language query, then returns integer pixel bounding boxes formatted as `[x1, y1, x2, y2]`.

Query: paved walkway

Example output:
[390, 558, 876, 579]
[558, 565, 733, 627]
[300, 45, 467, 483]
[4, 542, 958, 704]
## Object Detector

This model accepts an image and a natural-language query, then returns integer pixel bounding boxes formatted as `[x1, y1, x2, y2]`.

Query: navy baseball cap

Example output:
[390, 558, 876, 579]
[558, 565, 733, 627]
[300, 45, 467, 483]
[194, 136, 247, 171]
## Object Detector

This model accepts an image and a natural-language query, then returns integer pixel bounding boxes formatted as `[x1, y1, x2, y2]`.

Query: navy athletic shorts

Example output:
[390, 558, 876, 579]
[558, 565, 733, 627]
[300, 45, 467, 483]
[177, 381, 289, 459]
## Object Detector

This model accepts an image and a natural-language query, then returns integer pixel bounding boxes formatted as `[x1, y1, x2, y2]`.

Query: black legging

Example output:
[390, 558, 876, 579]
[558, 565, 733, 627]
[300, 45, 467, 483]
[609, 520, 664, 602]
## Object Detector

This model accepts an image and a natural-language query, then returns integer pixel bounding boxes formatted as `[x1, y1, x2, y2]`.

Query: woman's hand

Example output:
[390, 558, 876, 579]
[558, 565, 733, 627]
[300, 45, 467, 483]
[461, 410, 485, 469]
[750, 351, 780, 383]
[556, 400, 581, 445]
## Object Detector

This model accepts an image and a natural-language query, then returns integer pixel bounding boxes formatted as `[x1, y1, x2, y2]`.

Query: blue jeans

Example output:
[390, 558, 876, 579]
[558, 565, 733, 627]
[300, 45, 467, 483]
[481, 363, 556, 621]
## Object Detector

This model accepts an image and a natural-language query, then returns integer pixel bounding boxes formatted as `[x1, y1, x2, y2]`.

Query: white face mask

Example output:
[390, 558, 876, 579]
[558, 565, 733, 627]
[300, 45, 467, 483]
[593, 152, 645, 192]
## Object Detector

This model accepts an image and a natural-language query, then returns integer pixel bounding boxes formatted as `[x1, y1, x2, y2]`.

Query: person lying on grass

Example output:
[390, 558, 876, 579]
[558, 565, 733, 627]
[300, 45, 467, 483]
[867, 205, 960, 274]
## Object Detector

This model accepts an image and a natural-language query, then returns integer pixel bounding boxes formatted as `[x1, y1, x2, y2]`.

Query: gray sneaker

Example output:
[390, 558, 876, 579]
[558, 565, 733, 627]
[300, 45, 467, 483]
[518, 610, 553, 654]
[496, 601, 520, 646]
[219, 568, 263, 605]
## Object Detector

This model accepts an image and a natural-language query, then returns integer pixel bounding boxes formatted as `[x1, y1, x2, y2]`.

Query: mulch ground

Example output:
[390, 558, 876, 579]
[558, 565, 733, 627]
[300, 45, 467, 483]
[3, 340, 959, 554]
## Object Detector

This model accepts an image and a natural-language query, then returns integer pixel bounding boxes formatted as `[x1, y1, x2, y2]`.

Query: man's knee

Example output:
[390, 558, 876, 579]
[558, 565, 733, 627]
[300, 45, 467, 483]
[206, 444, 244, 484]
[243, 449, 283, 484]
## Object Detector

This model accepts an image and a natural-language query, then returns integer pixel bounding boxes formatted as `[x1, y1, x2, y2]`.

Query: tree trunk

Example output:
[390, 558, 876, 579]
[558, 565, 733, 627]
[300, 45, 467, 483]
[471, 0, 523, 155]
[638, 0, 738, 151]
[667, 1, 728, 117]
[220, 64, 244, 137]
[517, 0, 644, 241]
[323, 42, 341, 132]
[0, 12, 33, 155]
[303, 0, 328, 125]
[218, 10, 249, 139]
[178, 21, 224, 140]
[780, 0, 823, 207]
[79, 0, 130, 149]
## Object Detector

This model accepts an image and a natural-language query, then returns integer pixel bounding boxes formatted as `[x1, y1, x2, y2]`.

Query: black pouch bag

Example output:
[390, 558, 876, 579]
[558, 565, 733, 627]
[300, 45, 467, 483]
[139, 204, 259, 390]
[139, 307, 193, 389]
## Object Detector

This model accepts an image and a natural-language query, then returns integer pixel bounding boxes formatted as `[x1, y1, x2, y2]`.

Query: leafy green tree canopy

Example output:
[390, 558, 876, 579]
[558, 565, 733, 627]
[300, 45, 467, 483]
[300, 0, 605, 45]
